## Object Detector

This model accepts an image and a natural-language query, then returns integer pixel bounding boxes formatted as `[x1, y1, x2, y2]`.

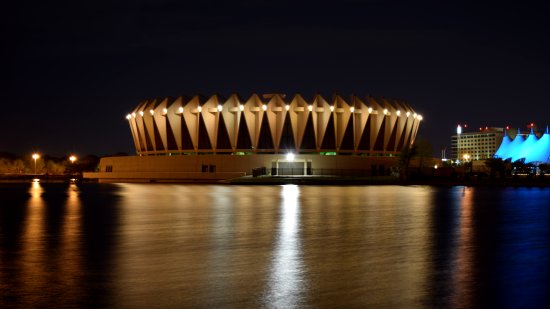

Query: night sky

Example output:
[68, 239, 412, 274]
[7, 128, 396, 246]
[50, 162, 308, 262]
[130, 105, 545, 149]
[4, 0, 549, 157]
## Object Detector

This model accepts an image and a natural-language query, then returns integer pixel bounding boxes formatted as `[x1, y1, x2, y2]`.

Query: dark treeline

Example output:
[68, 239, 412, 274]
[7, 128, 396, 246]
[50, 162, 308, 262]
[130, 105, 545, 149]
[0, 152, 103, 175]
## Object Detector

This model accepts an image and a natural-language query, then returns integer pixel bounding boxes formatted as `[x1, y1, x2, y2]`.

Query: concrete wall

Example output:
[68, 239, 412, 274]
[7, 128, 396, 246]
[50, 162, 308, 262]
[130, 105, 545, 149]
[83, 154, 400, 182]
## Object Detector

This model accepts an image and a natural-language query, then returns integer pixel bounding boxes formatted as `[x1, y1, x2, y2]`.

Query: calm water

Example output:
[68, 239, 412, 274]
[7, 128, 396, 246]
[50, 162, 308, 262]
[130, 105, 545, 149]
[1, 183, 550, 308]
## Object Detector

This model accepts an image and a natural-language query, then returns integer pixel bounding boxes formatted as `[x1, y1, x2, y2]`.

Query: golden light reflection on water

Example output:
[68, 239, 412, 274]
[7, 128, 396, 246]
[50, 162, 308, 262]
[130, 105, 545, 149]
[451, 186, 474, 308]
[60, 183, 83, 295]
[112, 184, 281, 307]
[19, 181, 46, 307]
[264, 185, 305, 307]
[9, 184, 465, 307]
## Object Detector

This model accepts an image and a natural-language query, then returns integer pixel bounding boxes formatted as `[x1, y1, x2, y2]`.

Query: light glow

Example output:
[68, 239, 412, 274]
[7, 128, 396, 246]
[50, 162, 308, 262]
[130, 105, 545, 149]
[69, 155, 77, 163]
[178, 106, 184, 113]
[197, 106, 202, 113]
[308, 105, 312, 112]
[139, 111, 144, 117]
[262, 104, 267, 111]
[350, 107, 355, 113]
[162, 108, 168, 115]
[285, 105, 290, 111]
[368, 107, 373, 114]
[126, 114, 131, 120]
[32, 153, 40, 175]
[286, 153, 295, 161]
[383, 108, 388, 115]
[502, 131, 525, 161]
[132, 112, 136, 118]
[218, 105, 223, 112]
[330, 105, 334, 112]
[406, 111, 410, 117]
[239, 104, 244, 111]
[396, 110, 401, 116]
[149, 109, 154, 115]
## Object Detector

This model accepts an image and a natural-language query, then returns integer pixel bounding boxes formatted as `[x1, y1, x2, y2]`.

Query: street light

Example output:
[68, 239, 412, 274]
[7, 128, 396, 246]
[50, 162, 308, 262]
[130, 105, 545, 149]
[68, 155, 77, 176]
[32, 153, 40, 174]
[457, 124, 462, 162]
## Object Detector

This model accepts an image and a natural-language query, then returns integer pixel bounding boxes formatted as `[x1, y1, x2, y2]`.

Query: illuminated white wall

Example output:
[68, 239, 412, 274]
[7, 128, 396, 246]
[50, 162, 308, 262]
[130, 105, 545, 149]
[495, 128, 550, 163]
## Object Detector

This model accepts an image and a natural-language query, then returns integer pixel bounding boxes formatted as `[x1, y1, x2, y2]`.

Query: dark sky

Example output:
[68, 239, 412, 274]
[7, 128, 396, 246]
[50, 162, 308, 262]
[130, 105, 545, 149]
[3, 0, 549, 157]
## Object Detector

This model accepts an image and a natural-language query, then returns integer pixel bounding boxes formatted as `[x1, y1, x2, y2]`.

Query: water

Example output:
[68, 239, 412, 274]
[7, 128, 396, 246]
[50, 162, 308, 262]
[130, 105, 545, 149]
[1, 183, 550, 308]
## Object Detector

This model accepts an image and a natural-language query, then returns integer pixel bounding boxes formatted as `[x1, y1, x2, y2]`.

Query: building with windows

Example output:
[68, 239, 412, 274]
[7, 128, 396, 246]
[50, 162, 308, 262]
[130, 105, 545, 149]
[84, 93, 423, 182]
[451, 126, 504, 162]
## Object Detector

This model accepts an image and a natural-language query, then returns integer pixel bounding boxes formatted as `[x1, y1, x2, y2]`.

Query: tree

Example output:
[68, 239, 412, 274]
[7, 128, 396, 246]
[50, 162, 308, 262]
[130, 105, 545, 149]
[413, 137, 434, 171]
[398, 144, 418, 180]
[539, 163, 549, 175]
[484, 157, 505, 179]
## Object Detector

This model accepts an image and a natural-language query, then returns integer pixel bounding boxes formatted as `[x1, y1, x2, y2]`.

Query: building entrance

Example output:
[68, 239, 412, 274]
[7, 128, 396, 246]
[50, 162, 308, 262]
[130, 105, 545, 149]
[272, 160, 312, 176]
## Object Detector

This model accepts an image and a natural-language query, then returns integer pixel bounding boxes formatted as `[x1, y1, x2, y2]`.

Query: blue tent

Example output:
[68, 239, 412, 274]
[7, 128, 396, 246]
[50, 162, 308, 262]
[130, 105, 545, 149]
[513, 128, 538, 162]
[503, 129, 525, 161]
[494, 130, 512, 159]
[525, 127, 550, 163]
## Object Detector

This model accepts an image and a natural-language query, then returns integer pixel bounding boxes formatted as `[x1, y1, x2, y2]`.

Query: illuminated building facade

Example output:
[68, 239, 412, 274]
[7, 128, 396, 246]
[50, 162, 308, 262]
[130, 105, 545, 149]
[452, 127, 504, 161]
[495, 127, 550, 163]
[126, 93, 421, 155]
[84, 93, 423, 182]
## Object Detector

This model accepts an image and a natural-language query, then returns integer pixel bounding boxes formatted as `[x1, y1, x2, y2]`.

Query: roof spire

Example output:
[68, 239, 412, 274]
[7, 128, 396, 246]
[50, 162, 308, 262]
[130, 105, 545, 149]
[547, 125, 549, 134]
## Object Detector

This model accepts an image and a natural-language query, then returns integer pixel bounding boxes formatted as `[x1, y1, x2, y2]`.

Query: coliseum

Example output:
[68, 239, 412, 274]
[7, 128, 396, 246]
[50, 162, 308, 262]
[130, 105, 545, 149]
[126, 93, 422, 155]
[86, 93, 423, 182]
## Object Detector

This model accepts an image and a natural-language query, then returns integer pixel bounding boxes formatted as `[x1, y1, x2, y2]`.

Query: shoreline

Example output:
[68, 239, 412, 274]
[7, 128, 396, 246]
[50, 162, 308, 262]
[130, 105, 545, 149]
[226, 175, 550, 187]
[2, 174, 550, 187]
[0, 174, 81, 183]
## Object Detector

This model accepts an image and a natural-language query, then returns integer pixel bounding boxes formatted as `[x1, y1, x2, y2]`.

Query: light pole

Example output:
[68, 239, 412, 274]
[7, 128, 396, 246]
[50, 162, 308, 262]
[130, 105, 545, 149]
[456, 124, 462, 163]
[32, 153, 40, 175]
[69, 155, 77, 175]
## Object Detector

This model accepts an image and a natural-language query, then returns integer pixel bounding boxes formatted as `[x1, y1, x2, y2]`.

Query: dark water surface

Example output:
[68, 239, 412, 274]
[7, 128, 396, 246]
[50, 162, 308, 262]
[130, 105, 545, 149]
[1, 183, 550, 308]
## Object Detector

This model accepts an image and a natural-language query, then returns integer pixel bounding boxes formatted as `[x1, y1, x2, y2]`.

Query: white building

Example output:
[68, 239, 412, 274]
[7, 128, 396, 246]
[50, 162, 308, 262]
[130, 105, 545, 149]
[451, 126, 504, 161]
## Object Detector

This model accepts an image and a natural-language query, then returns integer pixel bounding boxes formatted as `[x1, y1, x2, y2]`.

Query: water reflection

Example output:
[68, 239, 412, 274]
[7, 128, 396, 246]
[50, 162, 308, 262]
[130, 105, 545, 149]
[1, 184, 550, 308]
[451, 186, 474, 308]
[60, 183, 83, 301]
[264, 185, 305, 307]
[18, 181, 47, 307]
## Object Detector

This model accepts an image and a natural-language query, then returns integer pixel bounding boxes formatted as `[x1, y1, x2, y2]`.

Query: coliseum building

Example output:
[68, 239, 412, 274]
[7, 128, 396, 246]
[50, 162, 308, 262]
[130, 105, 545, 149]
[85, 93, 423, 182]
